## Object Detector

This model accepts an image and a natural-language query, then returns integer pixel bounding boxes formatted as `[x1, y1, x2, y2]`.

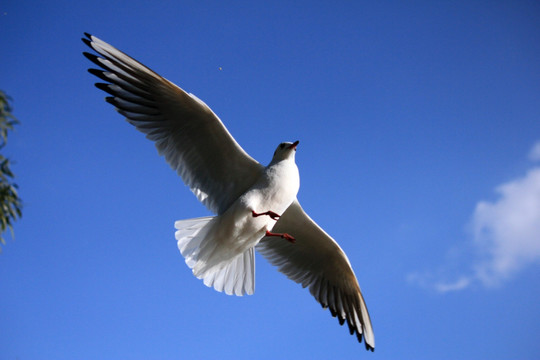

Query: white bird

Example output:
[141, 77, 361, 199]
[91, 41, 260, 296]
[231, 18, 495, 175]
[83, 33, 375, 351]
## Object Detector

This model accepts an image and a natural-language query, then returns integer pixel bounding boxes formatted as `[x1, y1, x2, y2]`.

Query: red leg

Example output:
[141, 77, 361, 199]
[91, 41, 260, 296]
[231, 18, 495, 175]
[265, 230, 296, 243]
[252, 210, 281, 221]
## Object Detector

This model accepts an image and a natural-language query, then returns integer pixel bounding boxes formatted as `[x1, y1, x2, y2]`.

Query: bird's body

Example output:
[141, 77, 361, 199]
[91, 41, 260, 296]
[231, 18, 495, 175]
[83, 33, 375, 351]
[176, 143, 300, 295]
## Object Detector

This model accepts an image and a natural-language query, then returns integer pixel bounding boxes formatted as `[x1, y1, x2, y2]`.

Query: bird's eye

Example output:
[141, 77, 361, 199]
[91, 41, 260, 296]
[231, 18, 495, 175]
[279, 144, 285, 149]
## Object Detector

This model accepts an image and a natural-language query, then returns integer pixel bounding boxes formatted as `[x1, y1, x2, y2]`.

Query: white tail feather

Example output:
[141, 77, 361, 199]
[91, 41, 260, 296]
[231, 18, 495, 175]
[175, 217, 255, 296]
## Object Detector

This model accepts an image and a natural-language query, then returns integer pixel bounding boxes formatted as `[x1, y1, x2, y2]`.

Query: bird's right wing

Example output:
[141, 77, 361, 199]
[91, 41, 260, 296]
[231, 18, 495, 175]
[83, 33, 263, 214]
[256, 200, 375, 351]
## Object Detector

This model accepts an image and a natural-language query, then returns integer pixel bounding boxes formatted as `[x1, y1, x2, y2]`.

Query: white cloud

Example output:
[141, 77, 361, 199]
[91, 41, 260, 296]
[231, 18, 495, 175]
[434, 277, 471, 293]
[410, 141, 540, 292]
[471, 167, 540, 287]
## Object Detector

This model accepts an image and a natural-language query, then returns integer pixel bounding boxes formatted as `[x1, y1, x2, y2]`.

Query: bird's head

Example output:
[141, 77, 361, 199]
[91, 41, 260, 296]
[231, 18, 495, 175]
[271, 140, 299, 162]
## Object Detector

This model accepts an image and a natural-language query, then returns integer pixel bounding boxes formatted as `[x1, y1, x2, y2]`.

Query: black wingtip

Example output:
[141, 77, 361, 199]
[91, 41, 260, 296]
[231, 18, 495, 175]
[105, 96, 116, 106]
[94, 83, 119, 98]
[325, 305, 373, 351]
[346, 318, 355, 335]
[83, 52, 104, 68]
[95, 82, 111, 92]
[88, 68, 102, 76]
[82, 51, 97, 61]
[355, 331, 375, 352]
[82, 33, 95, 50]
[88, 68, 113, 84]
[81, 37, 92, 48]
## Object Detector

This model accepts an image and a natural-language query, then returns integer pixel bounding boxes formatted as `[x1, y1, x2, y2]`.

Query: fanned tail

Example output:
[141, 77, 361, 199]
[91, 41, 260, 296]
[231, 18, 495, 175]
[175, 216, 214, 268]
[175, 217, 255, 296]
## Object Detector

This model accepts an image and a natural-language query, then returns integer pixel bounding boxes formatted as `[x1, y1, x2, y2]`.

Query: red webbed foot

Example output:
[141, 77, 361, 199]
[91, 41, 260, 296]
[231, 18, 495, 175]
[252, 210, 281, 221]
[265, 230, 296, 243]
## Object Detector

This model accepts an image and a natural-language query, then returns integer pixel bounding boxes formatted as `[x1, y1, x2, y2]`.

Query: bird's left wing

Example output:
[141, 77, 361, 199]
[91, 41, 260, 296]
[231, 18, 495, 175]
[256, 200, 375, 351]
[82, 33, 263, 214]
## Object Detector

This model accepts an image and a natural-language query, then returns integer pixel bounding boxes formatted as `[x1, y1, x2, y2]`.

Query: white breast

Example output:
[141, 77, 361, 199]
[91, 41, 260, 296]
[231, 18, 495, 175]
[242, 158, 300, 217]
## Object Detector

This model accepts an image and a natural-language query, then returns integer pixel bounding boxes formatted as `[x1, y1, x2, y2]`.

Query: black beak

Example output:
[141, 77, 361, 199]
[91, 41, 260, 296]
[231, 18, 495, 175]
[288, 140, 299, 150]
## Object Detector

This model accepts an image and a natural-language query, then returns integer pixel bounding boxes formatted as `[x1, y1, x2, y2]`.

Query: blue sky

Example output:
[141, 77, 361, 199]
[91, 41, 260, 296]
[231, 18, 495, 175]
[2, 1, 540, 359]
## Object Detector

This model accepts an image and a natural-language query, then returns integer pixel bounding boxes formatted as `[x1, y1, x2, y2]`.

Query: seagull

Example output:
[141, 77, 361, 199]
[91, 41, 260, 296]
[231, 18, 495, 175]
[82, 33, 375, 351]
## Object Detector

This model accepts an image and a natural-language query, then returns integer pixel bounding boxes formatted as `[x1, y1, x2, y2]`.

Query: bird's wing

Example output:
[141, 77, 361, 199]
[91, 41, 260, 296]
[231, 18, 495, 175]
[82, 33, 263, 214]
[256, 200, 375, 351]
